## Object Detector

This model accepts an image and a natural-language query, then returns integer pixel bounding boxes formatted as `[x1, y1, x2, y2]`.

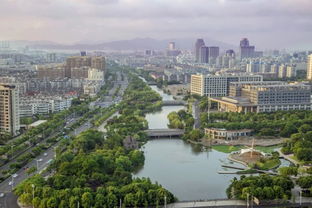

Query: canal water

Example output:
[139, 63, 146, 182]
[135, 79, 292, 201]
[134, 83, 245, 200]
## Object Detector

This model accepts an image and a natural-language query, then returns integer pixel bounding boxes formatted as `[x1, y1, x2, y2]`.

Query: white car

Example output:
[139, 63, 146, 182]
[0, 193, 4, 197]
[44, 153, 48, 156]
[9, 181, 13, 186]
[38, 158, 43, 162]
[12, 173, 18, 178]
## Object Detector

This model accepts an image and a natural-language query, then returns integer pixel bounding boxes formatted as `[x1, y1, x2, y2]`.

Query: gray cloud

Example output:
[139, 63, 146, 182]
[0, 0, 311, 49]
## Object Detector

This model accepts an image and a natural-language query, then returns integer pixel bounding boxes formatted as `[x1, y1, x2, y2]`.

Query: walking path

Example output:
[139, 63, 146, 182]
[167, 199, 246, 208]
[277, 149, 299, 166]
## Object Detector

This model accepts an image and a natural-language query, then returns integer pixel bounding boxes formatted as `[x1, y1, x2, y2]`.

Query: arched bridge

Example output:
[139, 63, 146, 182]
[145, 129, 184, 138]
[162, 100, 187, 106]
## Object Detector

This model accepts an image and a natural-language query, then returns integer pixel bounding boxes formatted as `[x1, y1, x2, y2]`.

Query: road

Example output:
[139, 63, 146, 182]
[0, 72, 128, 207]
[0, 117, 78, 178]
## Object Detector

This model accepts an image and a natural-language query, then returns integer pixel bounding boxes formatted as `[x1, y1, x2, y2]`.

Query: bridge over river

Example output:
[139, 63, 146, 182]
[145, 129, 184, 138]
[162, 100, 187, 106]
[167, 199, 312, 208]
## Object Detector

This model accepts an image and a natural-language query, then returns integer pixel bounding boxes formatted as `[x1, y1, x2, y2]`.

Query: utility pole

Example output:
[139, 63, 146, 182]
[299, 190, 302, 206]
[119, 198, 122, 208]
[164, 195, 167, 208]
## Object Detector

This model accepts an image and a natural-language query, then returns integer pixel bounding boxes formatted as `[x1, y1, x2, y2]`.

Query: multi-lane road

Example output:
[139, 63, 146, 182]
[0, 72, 128, 207]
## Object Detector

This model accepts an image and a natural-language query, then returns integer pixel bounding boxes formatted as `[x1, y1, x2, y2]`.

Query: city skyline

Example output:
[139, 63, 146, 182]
[0, 0, 311, 49]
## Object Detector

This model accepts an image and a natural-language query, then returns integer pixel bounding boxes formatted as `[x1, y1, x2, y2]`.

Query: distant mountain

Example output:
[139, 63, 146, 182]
[17, 37, 236, 51]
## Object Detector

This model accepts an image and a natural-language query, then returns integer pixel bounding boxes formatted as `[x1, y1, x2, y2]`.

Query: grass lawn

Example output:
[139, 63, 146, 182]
[211, 145, 243, 153]
[255, 158, 281, 170]
[212, 145, 281, 154]
[255, 145, 281, 153]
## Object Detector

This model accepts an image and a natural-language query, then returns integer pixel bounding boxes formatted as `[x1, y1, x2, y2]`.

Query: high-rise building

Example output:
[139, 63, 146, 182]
[208, 47, 219, 64]
[200, 46, 209, 63]
[239, 38, 255, 60]
[80, 51, 87, 56]
[37, 64, 65, 79]
[195, 39, 205, 62]
[225, 50, 235, 58]
[65, 56, 105, 78]
[168, 42, 175, 51]
[307, 55, 312, 80]
[0, 84, 20, 135]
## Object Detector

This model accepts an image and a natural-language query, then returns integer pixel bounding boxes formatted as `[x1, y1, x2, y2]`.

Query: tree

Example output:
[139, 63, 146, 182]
[46, 197, 57, 208]
[81, 192, 93, 208]
[278, 167, 298, 177]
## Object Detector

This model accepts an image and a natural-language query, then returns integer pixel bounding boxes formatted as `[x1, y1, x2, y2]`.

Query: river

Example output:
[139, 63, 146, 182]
[134, 82, 246, 201]
[134, 79, 292, 201]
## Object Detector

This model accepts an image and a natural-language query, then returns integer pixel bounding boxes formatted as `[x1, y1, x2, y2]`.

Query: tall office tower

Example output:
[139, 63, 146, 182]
[225, 49, 235, 58]
[208, 47, 219, 64]
[168, 42, 176, 51]
[195, 39, 205, 62]
[239, 38, 255, 60]
[80, 51, 87, 56]
[200, 46, 209, 63]
[0, 84, 20, 135]
[240, 38, 249, 47]
[307, 55, 312, 80]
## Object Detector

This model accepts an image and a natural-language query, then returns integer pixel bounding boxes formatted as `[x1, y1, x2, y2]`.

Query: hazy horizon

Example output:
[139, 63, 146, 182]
[1, 0, 312, 50]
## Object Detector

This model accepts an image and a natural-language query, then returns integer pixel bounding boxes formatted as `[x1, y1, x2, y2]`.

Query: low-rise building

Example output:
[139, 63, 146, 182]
[210, 81, 312, 113]
[205, 128, 253, 140]
[190, 73, 263, 97]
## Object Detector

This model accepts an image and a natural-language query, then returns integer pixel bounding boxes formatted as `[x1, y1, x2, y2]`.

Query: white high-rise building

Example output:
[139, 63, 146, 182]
[307, 55, 312, 80]
[0, 84, 20, 135]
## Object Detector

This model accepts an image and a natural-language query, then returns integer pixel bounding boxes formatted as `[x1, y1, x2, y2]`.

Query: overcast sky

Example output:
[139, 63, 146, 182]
[1, 0, 311, 49]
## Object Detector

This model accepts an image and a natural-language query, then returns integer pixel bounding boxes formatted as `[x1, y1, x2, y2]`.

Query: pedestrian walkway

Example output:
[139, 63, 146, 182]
[167, 199, 246, 208]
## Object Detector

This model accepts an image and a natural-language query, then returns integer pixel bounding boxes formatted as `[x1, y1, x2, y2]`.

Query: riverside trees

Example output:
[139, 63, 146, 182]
[15, 75, 175, 208]
[227, 175, 294, 201]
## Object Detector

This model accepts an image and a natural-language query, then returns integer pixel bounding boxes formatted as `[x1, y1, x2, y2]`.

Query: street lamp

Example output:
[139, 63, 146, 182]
[31, 184, 35, 208]
[36, 159, 40, 171]
[11, 144, 15, 159]
[10, 175, 14, 191]
[246, 193, 249, 208]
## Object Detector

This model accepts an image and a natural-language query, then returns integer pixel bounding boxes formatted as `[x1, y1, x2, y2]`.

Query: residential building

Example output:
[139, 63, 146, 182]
[37, 64, 65, 79]
[65, 56, 105, 78]
[190, 74, 263, 97]
[0, 84, 20, 135]
[307, 54, 312, 80]
[19, 96, 72, 117]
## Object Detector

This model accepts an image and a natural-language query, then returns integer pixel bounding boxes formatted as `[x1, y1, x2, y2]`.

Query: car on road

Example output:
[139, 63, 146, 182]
[0, 193, 4, 197]
[9, 181, 13, 186]
[46, 159, 53, 164]
[12, 173, 18, 178]
[38, 158, 43, 162]
[44, 153, 48, 156]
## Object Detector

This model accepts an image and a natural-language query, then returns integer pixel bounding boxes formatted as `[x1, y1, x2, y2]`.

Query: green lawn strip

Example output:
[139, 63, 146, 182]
[255, 158, 281, 170]
[211, 145, 243, 153]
